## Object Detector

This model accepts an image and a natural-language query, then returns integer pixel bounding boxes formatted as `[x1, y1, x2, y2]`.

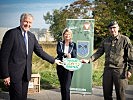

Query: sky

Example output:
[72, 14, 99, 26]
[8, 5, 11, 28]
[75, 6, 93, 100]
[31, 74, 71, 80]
[0, 0, 79, 29]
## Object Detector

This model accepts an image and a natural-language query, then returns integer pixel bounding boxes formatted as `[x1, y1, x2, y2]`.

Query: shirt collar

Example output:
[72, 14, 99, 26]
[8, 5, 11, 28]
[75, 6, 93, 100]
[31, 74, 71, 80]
[110, 33, 120, 41]
[20, 27, 28, 36]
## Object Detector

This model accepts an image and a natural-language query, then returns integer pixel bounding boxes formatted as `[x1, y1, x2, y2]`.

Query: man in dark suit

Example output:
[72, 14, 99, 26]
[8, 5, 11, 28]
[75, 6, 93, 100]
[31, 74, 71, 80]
[0, 13, 61, 100]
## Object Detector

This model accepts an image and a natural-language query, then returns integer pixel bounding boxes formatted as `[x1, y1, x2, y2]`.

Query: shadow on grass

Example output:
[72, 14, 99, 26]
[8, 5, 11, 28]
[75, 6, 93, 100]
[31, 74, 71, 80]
[40, 79, 56, 89]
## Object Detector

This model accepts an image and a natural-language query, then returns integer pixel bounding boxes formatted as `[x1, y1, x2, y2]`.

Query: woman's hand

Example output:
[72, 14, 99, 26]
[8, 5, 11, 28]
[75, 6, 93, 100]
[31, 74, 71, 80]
[67, 53, 71, 58]
[65, 53, 71, 58]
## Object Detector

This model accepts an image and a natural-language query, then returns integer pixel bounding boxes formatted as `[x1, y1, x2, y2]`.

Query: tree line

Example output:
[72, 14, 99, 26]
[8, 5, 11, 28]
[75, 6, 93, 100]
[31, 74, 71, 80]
[44, 0, 133, 48]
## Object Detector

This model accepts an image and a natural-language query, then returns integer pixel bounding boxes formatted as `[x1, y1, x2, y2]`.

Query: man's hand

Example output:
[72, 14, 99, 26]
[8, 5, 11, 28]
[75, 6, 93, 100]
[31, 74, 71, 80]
[80, 59, 90, 63]
[127, 71, 132, 79]
[55, 59, 62, 65]
[4, 77, 10, 86]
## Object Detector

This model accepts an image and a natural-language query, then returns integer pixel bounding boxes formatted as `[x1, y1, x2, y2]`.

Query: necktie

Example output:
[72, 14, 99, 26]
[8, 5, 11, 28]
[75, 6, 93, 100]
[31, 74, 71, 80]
[24, 32, 27, 46]
[24, 32, 28, 54]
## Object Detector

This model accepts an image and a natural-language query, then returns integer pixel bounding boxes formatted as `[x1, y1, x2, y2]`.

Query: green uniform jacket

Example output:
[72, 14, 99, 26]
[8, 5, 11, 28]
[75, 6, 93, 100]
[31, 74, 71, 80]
[90, 34, 133, 73]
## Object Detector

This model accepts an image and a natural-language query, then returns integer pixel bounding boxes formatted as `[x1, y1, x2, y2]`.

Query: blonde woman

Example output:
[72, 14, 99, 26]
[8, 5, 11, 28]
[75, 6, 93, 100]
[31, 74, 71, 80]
[56, 28, 77, 100]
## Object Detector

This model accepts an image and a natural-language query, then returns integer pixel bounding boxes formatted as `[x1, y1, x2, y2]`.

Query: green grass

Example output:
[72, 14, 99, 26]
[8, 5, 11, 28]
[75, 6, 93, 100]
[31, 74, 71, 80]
[32, 43, 59, 89]
[39, 70, 59, 89]
[92, 54, 104, 86]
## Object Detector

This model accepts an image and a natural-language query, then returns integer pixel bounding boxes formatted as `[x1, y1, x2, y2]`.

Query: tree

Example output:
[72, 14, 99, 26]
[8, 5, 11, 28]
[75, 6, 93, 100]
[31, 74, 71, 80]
[44, 0, 133, 45]
[93, 0, 133, 47]
[43, 0, 92, 41]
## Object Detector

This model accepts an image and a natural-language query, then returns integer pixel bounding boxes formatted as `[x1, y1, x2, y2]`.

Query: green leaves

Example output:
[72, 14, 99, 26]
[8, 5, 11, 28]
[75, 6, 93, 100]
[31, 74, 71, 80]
[94, 0, 133, 46]
[43, 0, 133, 44]
[43, 0, 92, 41]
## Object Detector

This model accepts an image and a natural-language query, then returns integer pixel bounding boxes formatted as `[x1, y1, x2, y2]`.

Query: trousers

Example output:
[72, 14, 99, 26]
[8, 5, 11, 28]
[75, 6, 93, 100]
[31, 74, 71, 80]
[56, 65, 73, 100]
[103, 67, 128, 100]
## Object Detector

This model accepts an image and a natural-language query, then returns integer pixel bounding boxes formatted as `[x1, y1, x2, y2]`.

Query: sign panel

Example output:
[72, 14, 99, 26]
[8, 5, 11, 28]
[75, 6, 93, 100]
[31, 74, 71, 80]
[62, 58, 82, 71]
[66, 19, 95, 94]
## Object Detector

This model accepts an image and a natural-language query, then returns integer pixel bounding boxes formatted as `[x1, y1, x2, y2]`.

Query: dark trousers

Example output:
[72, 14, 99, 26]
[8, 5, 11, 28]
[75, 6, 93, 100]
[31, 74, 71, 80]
[9, 69, 29, 100]
[103, 68, 128, 100]
[56, 65, 73, 100]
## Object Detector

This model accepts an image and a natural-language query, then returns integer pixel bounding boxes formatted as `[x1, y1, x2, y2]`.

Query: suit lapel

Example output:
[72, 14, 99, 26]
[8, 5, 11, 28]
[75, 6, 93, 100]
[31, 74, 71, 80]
[68, 42, 74, 53]
[60, 41, 74, 53]
[17, 27, 27, 55]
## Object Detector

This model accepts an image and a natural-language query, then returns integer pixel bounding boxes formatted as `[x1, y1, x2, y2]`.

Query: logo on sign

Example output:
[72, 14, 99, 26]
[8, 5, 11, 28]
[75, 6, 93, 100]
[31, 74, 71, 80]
[83, 22, 90, 31]
[77, 41, 90, 58]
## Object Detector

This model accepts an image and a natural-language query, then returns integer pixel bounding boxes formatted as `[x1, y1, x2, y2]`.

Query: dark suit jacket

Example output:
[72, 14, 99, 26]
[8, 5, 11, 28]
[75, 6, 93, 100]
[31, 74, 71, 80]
[0, 26, 55, 82]
[56, 40, 77, 61]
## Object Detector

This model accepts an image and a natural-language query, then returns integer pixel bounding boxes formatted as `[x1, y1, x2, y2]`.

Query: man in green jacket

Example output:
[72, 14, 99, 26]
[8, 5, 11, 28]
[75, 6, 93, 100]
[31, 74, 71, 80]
[81, 21, 133, 100]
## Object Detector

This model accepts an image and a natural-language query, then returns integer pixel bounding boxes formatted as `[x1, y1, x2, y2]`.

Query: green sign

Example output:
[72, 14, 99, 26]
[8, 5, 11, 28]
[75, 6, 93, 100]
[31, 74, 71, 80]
[66, 19, 95, 94]
[62, 58, 82, 71]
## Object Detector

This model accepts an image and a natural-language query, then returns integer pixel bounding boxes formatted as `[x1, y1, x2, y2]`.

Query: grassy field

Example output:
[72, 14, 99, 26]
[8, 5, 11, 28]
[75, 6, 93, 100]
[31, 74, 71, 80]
[0, 42, 133, 91]
[32, 43, 59, 89]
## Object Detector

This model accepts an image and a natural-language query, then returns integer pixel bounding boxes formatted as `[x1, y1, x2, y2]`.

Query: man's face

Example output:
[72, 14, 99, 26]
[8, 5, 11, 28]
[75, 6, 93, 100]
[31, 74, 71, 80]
[109, 24, 119, 37]
[20, 16, 33, 32]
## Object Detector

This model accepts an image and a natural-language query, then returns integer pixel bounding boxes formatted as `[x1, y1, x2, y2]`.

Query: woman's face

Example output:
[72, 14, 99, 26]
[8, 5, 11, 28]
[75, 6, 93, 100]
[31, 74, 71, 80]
[64, 31, 72, 41]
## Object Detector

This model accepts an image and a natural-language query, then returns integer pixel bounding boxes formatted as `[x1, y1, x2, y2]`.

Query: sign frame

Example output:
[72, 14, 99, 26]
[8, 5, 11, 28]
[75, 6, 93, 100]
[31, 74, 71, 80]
[66, 19, 95, 94]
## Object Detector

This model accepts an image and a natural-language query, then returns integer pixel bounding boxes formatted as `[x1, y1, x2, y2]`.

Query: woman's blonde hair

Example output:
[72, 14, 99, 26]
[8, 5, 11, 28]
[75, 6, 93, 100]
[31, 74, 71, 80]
[62, 28, 73, 41]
